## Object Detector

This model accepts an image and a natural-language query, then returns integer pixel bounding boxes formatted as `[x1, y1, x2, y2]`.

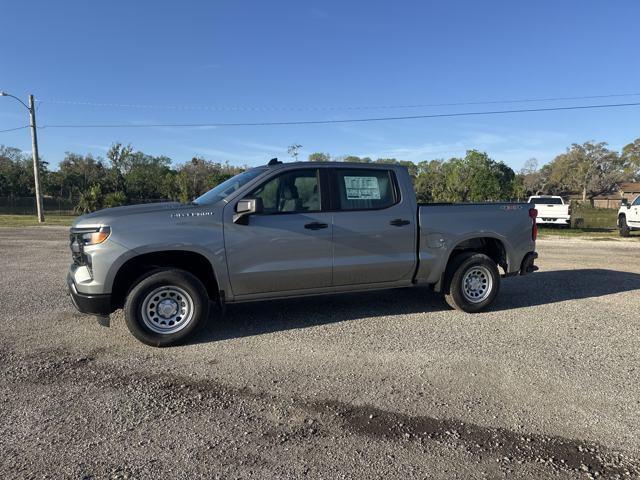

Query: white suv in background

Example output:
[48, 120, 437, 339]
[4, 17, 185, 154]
[618, 195, 640, 237]
[527, 196, 571, 227]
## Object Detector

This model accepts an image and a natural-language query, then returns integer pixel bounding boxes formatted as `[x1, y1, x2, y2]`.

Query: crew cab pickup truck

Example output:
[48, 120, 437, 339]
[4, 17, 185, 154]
[68, 160, 539, 346]
[618, 195, 640, 237]
[527, 195, 571, 226]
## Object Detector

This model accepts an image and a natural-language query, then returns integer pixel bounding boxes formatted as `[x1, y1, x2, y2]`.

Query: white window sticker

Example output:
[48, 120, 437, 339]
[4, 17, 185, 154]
[344, 176, 381, 200]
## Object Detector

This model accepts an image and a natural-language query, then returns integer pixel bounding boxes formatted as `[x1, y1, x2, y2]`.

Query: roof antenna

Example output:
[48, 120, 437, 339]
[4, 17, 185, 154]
[268, 158, 281, 166]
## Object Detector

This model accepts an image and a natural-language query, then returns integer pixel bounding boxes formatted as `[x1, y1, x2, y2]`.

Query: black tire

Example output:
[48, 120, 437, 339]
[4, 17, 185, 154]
[124, 269, 209, 347]
[619, 215, 630, 237]
[444, 252, 500, 313]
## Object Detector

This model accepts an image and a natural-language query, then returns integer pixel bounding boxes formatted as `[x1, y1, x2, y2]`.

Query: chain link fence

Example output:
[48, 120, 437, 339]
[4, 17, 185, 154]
[0, 197, 171, 216]
[0, 197, 76, 216]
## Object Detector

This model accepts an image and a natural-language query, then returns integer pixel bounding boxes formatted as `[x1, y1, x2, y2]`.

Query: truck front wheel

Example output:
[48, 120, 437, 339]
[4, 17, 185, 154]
[444, 253, 500, 313]
[124, 269, 209, 347]
[619, 215, 630, 237]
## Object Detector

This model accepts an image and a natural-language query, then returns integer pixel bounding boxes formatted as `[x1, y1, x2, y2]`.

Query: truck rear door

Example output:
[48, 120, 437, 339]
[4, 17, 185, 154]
[330, 167, 417, 286]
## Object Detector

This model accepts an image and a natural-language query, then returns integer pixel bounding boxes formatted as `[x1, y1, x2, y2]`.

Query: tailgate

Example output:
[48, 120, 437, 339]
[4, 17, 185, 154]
[535, 204, 569, 217]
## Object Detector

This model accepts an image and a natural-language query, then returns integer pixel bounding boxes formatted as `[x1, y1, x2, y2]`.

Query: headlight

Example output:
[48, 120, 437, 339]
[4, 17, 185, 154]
[72, 226, 111, 246]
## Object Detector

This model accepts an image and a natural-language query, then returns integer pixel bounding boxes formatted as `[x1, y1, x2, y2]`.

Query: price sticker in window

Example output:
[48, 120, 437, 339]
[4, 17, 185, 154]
[344, 176, 381, 200]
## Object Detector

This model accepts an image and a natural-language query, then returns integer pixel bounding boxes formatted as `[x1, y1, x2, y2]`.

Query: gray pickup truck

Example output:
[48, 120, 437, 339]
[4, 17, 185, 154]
[68, 159, 539, 346]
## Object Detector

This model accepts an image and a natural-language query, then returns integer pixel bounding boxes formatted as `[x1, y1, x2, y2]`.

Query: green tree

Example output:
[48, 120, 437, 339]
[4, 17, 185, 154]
[53, 152, 108, 198]
[175, 157, 242, 200]
[414, 151, 516, 203]
[0, 146, 32, 196]
[343, 155, 372, 163]
[103, 191, 127, 208]
[287, 144, 302, 162]
[621, 138, 640, 181]
[106, 143, 134, 193]
[308, 152, 331, 162]
[76, 184, 103, 213]
[124, 152, 173, 199]
[548, 141, 624, 201]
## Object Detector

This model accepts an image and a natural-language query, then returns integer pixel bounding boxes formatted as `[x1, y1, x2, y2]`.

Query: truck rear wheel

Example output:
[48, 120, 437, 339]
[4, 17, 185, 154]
[444, 253, 500, 313]
[124, 269, 209, 347]
[619, 216, 630, 237]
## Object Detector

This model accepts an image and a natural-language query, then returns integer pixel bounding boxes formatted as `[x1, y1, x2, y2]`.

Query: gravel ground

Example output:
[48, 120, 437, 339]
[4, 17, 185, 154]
[1, 227, 639, 479]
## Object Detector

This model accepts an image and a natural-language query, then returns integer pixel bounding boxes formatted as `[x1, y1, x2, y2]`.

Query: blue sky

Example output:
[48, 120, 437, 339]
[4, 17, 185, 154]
[1, 0, 639, 170]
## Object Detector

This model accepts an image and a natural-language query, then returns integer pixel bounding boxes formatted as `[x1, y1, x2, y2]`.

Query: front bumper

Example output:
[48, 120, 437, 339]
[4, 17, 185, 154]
[67, 273, 114, 316]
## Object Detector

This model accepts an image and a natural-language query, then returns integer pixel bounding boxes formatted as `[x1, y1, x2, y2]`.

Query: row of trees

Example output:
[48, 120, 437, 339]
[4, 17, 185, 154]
[308, 151, 520, 202]
[307, 138, 640, 202]
[1, 137, 639, 212]
[0, 143, 244, 212]
[519, 139, 640, 201]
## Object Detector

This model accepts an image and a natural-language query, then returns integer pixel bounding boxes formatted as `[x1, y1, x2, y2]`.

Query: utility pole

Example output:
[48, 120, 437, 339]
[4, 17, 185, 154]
[28, 95, 45, 223]
[0, 91, 45, 222]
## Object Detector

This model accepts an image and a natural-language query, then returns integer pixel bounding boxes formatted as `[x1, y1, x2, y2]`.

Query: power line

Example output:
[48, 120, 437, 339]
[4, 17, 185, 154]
[36, 101, 640, 129]
[36, 92, 640, 112]
[0, 125, 30, 133]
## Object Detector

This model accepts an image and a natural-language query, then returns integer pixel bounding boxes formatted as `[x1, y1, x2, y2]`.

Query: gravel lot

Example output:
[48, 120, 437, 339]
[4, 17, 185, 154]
[1, 227, 639, 479]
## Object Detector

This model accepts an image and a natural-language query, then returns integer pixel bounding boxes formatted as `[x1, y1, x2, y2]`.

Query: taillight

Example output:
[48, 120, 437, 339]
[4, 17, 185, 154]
[529, 208, 538, 240]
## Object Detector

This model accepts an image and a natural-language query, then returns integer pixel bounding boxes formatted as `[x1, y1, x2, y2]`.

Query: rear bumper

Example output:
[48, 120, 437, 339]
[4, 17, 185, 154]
[67, 273, 114, 316]
[520, 252, 539, 275]
[536, 217, 570, 225]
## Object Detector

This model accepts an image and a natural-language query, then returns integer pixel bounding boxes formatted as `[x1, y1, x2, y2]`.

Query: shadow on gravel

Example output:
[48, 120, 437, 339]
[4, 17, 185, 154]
[493, 268, 640, 311]
[310, 400, 639, 478]
[193, 286, 447, 343]
[191, 268, 640, 344]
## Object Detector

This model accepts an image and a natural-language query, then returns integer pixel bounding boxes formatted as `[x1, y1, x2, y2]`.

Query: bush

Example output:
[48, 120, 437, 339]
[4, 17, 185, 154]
[75, 184, 103, 214]
[103, 191, 127, 208]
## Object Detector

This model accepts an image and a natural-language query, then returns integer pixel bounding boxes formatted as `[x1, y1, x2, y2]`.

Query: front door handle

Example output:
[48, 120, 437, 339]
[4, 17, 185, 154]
[304, 222, 329, 230]
[389, 218, 410, 226]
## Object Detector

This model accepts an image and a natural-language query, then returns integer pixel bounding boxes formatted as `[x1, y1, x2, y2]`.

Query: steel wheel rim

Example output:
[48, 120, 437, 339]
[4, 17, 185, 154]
[461, 265, 493, 303]
[141, 285, 194, 335]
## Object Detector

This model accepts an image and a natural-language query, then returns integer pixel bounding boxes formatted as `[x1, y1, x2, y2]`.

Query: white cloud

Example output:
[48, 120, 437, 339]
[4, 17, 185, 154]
[357, 128, 571, 168]
[233, 140, 287, 152]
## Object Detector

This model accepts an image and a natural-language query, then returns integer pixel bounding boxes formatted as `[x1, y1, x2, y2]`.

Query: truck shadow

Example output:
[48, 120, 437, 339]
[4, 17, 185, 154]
[191, 268, 640, 344]
[492, 268, 640, 311]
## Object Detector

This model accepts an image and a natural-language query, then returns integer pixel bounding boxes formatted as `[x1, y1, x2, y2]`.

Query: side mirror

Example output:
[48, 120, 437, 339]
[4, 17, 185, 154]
[233, 197, 263, 224]
[621, 198, 630, 208]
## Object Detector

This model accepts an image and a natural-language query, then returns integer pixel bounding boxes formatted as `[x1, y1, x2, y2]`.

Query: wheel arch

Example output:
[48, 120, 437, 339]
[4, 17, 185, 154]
[447, 236, 508, 273]
[433, 236, 507, 293]
[110, 250, 219, 310]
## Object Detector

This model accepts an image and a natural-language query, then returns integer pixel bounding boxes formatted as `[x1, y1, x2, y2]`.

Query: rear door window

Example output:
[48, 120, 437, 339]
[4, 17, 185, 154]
[334, 169, 397, 210]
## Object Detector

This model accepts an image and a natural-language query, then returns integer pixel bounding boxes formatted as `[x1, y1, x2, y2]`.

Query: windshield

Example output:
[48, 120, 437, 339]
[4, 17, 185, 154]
[532, 197, 563, 205]
[193, 167, 267, 205]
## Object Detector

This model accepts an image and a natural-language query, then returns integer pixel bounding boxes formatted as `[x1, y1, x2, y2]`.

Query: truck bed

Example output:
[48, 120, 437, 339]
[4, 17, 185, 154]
[414, 202, 536, 286]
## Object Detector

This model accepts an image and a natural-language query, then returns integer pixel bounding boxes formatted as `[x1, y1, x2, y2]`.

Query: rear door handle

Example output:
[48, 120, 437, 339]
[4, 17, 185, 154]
[389, 218, 410, 226]
[304, 222, 329, 230]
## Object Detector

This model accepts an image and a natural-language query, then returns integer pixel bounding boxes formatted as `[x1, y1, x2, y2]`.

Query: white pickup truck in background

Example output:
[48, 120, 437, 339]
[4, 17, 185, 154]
[527, 196, 571, 227]
[618, 195, 640, 237]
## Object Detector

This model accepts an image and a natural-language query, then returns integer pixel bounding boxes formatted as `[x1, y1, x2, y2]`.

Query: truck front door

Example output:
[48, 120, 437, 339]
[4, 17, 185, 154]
[224, 168, 333, 296]
[630, 195, 640, 226]
[330, 167, 417, 286]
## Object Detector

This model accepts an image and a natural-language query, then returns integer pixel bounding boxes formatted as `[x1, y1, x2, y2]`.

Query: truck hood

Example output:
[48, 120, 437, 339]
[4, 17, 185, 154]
[73, 202, 186, 227]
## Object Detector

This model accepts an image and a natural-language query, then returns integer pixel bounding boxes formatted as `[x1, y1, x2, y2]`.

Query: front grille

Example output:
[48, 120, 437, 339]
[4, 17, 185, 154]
[69, 233, 85, 265]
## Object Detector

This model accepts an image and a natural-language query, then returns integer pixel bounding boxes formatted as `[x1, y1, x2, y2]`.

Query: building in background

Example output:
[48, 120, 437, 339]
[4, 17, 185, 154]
[590, 182, 640, 209]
